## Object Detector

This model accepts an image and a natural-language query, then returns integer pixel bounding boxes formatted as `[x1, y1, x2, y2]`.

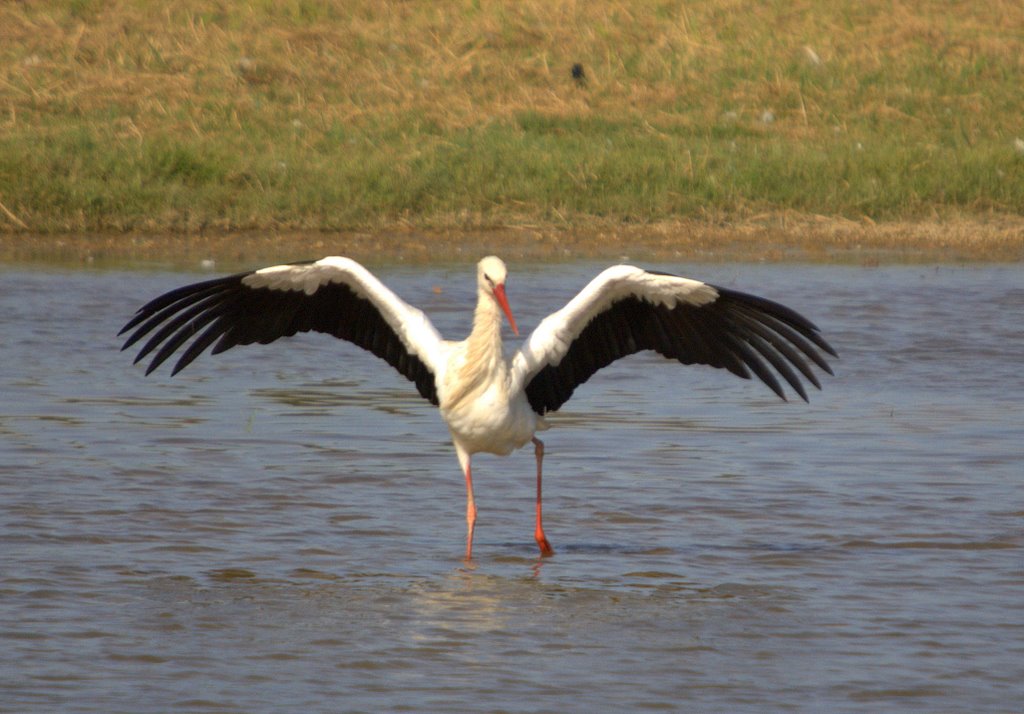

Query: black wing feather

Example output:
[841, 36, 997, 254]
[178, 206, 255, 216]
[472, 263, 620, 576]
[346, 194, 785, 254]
[120, 269, 439, 405]
[524, 284, 836, 415]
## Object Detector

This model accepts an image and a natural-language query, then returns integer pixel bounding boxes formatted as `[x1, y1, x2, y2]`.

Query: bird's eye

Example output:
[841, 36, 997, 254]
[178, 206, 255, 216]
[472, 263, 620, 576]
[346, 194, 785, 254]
[484, 275, 494, 286]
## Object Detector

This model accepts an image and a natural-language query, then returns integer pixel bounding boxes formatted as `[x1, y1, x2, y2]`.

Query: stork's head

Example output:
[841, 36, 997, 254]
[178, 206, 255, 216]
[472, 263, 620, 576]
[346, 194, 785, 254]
[477, 256, 518, 336]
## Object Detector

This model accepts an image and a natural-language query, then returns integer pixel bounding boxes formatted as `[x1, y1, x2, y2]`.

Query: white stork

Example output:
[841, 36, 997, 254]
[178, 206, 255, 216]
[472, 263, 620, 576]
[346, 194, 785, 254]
[120, 256, 835, 559]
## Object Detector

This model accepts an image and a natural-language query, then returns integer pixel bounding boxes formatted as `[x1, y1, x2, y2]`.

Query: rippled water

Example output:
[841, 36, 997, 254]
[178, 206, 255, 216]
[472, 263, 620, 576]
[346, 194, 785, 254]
[2, 260, 1022, 712]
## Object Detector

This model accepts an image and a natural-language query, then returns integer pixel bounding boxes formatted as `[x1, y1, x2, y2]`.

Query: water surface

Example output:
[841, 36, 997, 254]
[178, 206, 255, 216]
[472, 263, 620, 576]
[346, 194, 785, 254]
[2, 261, 1022, 712]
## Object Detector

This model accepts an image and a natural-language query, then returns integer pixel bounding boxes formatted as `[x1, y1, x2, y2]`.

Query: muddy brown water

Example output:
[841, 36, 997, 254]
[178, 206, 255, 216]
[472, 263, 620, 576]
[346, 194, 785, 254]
[2, 261, 1022, 712]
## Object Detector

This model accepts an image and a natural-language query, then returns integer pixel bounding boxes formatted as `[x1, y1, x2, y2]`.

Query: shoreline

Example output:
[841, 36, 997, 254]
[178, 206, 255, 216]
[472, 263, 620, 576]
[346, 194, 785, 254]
[2, 215, 1021, 269]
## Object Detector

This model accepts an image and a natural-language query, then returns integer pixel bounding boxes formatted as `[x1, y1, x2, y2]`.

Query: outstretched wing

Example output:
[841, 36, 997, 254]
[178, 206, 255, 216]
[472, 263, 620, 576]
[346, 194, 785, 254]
[119, 257, 445, 404]
[511, 265, 836, 415]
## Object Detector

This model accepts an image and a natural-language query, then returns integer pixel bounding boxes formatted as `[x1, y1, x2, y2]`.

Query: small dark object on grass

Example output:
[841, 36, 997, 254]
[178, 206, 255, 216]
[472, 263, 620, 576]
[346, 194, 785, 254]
[571, 63, 586, 85]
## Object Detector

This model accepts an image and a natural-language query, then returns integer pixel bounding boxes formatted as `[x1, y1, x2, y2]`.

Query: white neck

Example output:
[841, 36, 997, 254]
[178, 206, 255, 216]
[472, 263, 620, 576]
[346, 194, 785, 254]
[469, 286, 503, 350]
[443, 288, 505, 409]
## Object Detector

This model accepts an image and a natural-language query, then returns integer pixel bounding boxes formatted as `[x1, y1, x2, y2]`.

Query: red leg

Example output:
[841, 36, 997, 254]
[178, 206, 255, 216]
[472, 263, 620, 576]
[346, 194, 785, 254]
[463, 456, 477, 561]
[533, 437, 554, 556]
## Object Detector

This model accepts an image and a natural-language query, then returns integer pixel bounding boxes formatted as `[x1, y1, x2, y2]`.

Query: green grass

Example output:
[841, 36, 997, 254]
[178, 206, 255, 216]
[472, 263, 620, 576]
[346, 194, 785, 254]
[1, 0, 1023, 233]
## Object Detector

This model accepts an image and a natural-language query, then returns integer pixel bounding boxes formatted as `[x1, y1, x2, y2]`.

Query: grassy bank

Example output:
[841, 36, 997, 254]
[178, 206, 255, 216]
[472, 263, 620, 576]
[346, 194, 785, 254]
[1, 1, 1023, 235]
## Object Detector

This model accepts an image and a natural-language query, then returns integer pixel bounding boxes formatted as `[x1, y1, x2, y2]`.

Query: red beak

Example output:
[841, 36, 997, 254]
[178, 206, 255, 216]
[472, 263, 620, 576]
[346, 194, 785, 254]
[492, 283, 519, 336]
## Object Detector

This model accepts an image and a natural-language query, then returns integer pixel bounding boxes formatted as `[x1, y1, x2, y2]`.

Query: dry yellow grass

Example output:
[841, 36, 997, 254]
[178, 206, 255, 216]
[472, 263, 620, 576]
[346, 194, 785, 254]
[5, 0, 1022, 135]
[1, 0, 1023, 244]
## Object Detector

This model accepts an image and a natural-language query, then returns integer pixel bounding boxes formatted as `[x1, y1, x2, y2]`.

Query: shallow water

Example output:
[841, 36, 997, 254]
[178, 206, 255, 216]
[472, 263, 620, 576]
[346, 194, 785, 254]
[2, 260, 1022, 713]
